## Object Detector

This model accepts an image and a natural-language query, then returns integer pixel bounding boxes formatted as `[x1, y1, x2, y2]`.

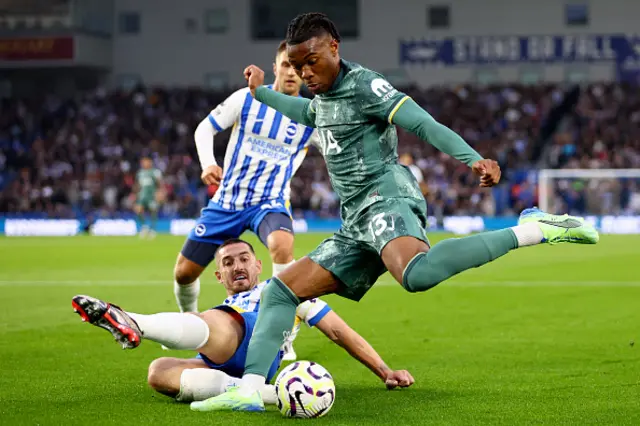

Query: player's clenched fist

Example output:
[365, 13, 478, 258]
[201, 164, 223, 186]
[243, 65, 265, 97]
[384, 369, 415, 390]
[472, 159, 501, 187]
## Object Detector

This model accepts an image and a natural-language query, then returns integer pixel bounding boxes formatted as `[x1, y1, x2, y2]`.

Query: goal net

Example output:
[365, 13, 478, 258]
[537, 169, 640, 233]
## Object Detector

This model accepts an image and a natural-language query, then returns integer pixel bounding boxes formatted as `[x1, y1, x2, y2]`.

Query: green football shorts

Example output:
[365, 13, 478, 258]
[308, 197, 430, 301]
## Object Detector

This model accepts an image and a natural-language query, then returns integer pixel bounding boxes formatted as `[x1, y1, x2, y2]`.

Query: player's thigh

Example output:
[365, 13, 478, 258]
[176, 239, 219, 282]
[195, 309, 284, 383]
[147, 357, 208, 394]
[305, 234, 386, 302]
[381, 236, 430, 284]
[277, 257, 341, 300]
[197, 308, 245, 365]
[364, 198, 430, 285]
[257, 212, 294, 262]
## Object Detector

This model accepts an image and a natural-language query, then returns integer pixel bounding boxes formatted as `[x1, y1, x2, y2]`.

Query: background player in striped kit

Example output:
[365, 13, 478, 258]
[172, 42, 319, 361]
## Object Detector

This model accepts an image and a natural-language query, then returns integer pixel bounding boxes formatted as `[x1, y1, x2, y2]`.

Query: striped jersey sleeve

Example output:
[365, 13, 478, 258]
[296, 298, 332, 327]
[207, 88, 246, 132]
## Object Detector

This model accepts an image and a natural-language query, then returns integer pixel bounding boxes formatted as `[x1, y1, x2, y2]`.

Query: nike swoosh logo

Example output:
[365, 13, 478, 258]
[538, 218, 582, 228]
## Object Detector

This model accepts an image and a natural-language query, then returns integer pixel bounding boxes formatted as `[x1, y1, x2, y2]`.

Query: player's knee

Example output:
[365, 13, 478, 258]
[269, 244, 293, 264]
[267, 233, 294, 264]
[401, 255, 443, 293]
[147, 358, 179, 395]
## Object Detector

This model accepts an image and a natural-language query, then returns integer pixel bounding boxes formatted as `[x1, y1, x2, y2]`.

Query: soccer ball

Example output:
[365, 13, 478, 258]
[274, 361, 336, 418]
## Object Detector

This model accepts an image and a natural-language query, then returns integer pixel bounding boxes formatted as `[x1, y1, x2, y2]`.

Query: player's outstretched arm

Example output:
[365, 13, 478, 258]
[391, 99, 503, 186]
[244, 64, 316, 128]
[314, 311, 414, 390]
[392, 98, 483, 167]
[254, 86, 316, 128]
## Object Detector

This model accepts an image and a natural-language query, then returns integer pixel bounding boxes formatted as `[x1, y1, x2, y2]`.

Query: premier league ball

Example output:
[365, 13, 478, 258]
[274, 361, 336, 418]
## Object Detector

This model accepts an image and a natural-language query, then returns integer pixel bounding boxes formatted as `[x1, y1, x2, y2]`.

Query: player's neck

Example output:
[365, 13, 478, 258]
[327, 59, 344, 92]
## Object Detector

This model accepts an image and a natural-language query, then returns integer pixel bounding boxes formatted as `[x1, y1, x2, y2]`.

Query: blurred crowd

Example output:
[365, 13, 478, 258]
[1, 82, 638, 220]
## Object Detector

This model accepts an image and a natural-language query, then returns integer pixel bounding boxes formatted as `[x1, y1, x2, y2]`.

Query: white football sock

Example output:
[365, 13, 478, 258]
[261, 384, 278, 405]
[174, 278, 200, 313]
[239, 373, 267, 397]
[510, 222, 544, 247]
[127, 312, 209, 350]
[272, 260, 295, 276]
[175, 369, 278, 404]
[176, 368, 240, 402]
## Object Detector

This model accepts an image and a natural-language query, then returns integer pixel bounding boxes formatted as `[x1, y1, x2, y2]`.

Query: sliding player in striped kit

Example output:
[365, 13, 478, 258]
[172, 41, 318, 361]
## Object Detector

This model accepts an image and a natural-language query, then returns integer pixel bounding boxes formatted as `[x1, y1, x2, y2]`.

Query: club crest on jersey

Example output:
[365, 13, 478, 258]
[371, 78, 397, 102]
[285, 123, 298, 138]
[195, 224, 206, 236]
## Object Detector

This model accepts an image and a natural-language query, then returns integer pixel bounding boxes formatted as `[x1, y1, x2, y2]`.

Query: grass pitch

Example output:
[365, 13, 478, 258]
[0, 233, 638, 425]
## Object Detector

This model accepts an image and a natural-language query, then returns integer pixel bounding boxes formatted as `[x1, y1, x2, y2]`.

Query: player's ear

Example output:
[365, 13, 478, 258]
[256, 259, 262, 274]
[273, 62, 277, 76]
[330, 39, 339, 56]
[215, 270, 222, 282]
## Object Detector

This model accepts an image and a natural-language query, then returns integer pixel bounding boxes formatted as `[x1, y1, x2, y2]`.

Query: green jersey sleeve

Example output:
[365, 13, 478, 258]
[354, 70, 410, 123]
[254, 86, 316, 128]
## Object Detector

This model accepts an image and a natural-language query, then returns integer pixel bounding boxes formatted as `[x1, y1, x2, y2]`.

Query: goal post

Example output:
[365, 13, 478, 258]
[538, 168, 640, 214]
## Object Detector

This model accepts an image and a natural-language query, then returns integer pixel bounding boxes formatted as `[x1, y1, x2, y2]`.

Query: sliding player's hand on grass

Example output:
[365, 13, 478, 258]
[384, 369, 415, 390]
[472, 159, 501, 187]
[244, 65, 265, 98]
[201, 165, 223, 186]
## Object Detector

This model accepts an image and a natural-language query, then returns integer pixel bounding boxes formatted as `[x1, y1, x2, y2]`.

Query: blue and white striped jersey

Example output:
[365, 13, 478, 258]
[207, 86, 319, 211]
[222, 280, 332, 328]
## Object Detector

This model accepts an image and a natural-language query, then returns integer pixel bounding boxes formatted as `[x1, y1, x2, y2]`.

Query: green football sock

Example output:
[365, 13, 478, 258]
[244, 277, 300, 377]
[136, 213, 145, 229]
[402, 229, 518, 292]
[150, 210, 158, 231]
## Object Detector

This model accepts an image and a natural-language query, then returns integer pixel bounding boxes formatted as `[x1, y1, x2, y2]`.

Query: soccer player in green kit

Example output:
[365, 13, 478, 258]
[191, 13, 600, 413]
[134, 157, 163, 238]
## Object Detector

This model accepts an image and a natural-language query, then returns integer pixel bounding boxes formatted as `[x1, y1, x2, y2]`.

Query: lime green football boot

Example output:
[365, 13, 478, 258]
[518, 207, 599, 244]
[190, 387, 265, 412]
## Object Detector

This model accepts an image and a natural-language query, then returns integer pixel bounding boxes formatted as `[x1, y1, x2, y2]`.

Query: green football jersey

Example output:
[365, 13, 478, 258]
[136, 168, 162, 198]
[308, 60, 423, 224]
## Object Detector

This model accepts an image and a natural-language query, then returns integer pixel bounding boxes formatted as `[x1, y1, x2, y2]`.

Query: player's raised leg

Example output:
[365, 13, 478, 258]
[383, 208, 598, 293]
[72, 295, 209, 350]
[72, 295, 279, 404]
[190, 257, 341, 412]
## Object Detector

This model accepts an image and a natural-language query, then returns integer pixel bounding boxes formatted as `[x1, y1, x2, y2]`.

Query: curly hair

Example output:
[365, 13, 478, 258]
[286, 12, 341, 45]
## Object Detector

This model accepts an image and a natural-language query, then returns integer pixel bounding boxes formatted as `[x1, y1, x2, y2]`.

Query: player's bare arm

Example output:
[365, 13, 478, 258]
[314, 310, 414, 389]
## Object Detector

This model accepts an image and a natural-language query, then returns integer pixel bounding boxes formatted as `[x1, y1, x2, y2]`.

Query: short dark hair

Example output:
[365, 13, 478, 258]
[214, 238, 255, 259]
[286, 12, 341, 46]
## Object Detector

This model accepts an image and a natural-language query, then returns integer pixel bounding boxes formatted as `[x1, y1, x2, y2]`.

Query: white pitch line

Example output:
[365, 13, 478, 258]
[0, 280, 639, 287]
[0, 280, 167, 286]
